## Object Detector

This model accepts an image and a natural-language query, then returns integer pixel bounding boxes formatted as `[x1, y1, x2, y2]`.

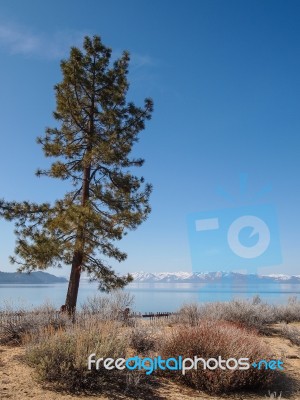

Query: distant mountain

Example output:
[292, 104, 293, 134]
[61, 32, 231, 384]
[131, 271, 300, 284]
[0, 271, 68, 284]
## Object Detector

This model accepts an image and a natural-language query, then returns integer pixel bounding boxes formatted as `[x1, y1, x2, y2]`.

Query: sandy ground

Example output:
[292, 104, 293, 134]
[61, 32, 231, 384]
[1, 324, 300, 400]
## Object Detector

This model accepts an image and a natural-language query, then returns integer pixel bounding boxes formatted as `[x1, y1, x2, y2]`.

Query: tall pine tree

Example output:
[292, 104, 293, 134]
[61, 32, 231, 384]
[0, 36, 153, 312]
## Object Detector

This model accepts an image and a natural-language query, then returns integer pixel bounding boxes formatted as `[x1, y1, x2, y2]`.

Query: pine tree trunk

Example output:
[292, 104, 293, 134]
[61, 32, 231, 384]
[65, 250, 83, 313]
[65, 164, 91, 314]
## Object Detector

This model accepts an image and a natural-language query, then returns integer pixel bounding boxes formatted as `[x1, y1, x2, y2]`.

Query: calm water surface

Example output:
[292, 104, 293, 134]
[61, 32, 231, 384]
[1, 282, 300, 312]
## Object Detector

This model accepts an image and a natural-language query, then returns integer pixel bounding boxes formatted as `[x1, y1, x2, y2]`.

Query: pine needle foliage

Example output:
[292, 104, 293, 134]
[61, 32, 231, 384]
[0, 36, 153, 311]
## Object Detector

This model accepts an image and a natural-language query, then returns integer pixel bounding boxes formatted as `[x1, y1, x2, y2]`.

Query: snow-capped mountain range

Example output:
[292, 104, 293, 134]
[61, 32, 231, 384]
[130, 271, 300, 284]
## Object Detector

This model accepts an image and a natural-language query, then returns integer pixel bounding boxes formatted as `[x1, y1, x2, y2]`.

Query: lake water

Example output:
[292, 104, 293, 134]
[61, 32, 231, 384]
[1, 281, 300, 312]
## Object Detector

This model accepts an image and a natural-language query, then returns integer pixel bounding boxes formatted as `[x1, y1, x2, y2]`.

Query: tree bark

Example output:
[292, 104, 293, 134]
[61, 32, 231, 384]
[65, 250, 83, 313]
[65, 164, 91, 314]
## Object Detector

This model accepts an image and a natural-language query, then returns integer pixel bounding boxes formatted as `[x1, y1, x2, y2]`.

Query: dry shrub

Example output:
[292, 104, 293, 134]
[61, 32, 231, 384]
[0, 316, 33, 345]
[160, 320, 276, 394]
[0, 303, 69, 345]
[129, 324, 156, 354]
[175, 296, 300, 333]
[81, 290, 134, 323]
[214, 299, 276, 332]
[173, 303, 200, 326]
[280, 324, 300, 346]
[25, 318, 130, 393]
[275, 297, 300, 324]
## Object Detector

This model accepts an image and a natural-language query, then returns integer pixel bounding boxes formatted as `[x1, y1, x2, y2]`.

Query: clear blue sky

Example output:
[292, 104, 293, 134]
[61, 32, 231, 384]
[0, 0, 299, 277]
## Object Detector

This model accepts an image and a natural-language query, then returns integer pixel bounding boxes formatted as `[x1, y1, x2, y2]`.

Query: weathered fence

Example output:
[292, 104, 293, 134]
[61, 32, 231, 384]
[141, 312, 174, 321]
[0, 311, 61, 324]
[0, 310, 176, 324]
